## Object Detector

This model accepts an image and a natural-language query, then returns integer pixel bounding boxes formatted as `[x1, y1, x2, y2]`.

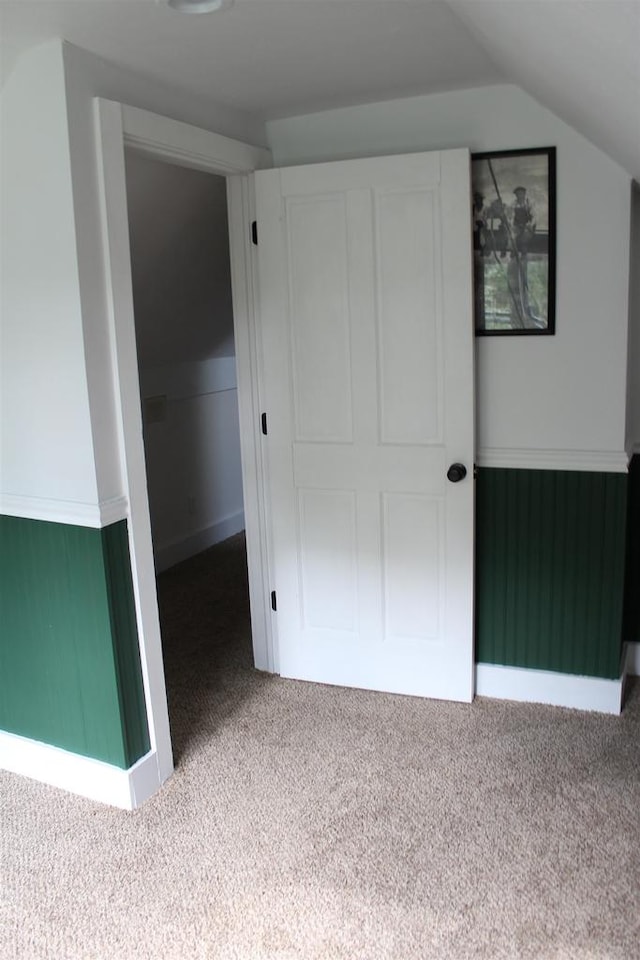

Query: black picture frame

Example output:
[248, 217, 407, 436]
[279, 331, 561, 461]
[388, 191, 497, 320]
[471, 147, 556, 336]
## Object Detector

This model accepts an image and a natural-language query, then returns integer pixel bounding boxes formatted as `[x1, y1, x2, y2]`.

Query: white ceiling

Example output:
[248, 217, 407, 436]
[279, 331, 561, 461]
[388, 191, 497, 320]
[1, 0, 639, 180]
[451, 1, 640, 183]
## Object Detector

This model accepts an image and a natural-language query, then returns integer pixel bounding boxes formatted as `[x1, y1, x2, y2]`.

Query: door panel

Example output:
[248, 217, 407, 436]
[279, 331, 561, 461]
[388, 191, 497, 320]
[298, 488, 358, 633]
[383, 493, 442, 643]
[375, 187, 442, 445]
[256, 149, 474, 702]
[286, 195, 353, 443]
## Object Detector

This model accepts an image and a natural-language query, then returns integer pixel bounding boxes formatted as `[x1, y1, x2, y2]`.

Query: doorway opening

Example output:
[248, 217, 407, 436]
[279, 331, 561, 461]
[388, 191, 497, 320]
[123, 149, 254, 757]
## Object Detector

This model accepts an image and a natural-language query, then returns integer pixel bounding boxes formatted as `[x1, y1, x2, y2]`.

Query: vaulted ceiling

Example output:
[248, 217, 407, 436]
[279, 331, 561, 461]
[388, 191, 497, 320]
[1, 0, 638, 180]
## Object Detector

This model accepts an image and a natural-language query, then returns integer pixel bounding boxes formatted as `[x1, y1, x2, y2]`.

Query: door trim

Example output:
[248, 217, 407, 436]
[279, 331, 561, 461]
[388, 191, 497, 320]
[95, 99, 273, 801]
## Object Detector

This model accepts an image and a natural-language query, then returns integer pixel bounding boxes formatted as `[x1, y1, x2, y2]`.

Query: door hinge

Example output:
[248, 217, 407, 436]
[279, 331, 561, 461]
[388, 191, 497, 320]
[271, 590, 277, 612]
[251, 220, 258, 245]
[261, 412, 268, 435]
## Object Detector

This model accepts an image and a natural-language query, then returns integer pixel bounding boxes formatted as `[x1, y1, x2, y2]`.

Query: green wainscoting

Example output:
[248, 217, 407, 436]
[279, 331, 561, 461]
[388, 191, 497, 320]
[476, 468, 628, 679]
[0, 516, 149, 768]
[1, 469, 632, 765]
[623, 454, 640, 645]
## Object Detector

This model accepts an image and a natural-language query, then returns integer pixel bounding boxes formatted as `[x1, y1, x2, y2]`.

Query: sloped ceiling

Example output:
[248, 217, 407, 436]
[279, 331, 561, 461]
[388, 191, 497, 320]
[1, 0, 638, 180]
[450, 0, 640, 182]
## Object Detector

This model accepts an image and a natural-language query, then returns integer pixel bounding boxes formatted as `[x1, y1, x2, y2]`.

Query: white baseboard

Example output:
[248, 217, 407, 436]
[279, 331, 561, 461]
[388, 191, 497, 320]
[0, 731, 168, 809]
[475, 663, 624, 714]
[627, 642, 640, 677]
[154, 510, 245, 573]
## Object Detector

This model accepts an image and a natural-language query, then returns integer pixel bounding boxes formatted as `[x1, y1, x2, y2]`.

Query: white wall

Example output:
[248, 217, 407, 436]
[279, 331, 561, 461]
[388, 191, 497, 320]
[267, 85, 632, 463]
[626, 181, 640, 454]
[125, 154, 244, 570]
[0, 43, 99, 509]
[139, 361, 244, 572]
[0, 39, 267, 519]
[125, 152, 235, 365]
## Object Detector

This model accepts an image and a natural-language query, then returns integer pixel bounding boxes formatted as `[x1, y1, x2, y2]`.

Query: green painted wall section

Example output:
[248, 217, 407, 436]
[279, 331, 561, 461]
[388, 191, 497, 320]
[0, 516, 149, 768]
[476, 468, 627, 679]
[1, 467, 633, 764]
[623, 454, 640, 645]
[101, 522, 151, 765]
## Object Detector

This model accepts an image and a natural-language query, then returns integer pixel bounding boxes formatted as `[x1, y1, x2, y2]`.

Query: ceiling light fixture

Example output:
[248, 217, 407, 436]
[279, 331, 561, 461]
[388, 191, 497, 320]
[168, 0, 233, 13]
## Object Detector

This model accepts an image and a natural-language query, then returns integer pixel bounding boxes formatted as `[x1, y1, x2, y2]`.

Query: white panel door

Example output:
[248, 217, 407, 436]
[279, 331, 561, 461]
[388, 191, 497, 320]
[256, 149, 474, 702]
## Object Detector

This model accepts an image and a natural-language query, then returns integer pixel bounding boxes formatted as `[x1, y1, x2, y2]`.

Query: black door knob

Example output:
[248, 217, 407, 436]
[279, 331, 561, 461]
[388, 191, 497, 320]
[447, 463, 467, 483]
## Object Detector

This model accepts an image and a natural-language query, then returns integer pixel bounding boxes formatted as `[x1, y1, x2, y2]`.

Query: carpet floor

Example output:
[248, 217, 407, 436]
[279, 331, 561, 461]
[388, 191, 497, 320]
[2, 533, 640, 960]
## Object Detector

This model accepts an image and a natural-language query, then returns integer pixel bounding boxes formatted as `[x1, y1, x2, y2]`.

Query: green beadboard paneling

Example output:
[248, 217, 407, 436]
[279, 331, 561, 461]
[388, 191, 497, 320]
[623, 454, 640, 644]
[101, 522, 150, 764]
[476, 468, 627, 679]
[0, 516, 149, 768]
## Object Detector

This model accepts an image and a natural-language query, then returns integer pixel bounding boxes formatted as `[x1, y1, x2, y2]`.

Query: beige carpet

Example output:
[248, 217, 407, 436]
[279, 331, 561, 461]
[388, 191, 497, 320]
[2, 534, 639, 960]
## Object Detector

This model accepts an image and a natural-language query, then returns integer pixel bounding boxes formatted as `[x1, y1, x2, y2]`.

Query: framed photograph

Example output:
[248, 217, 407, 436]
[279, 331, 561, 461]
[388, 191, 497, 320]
[471, 147, 556, 335]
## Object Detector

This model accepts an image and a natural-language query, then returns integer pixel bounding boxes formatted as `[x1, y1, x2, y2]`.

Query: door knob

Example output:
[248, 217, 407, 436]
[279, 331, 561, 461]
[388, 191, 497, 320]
[447, 463, 467, 483]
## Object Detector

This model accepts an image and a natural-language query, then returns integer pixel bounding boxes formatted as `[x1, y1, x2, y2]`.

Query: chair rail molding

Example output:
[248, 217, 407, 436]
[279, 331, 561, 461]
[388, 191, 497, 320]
[0, 494, 128, 528]
[476, 447, 628, 473]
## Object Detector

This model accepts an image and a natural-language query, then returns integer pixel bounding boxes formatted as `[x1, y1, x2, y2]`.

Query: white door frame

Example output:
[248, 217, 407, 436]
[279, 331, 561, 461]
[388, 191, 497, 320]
[95, 99, 274, 800]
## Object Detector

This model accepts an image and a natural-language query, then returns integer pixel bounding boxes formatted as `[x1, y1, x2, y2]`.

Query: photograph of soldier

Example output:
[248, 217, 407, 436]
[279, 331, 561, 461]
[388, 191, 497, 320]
[507, 185, 536, 326]
[471, 148, 556, 334]
[472, 190, 487, 322]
